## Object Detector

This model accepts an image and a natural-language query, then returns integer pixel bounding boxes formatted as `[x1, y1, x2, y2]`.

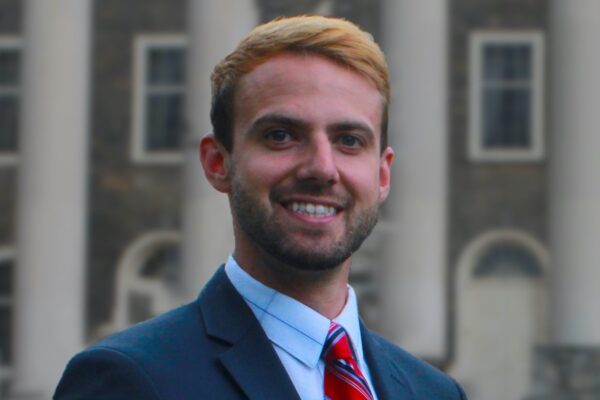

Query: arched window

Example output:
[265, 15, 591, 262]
[98, 232, 182, 337]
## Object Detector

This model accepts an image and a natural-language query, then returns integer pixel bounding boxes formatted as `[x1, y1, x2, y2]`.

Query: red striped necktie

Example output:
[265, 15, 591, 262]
[322, 322, 374, 400]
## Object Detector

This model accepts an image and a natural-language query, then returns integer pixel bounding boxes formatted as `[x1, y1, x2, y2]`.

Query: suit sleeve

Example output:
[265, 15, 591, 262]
[54, 346, 163, 400]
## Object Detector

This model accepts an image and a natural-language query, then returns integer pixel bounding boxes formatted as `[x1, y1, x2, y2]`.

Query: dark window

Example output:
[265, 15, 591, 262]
[0, 47, 20, 153]
[474, 243, 542, 278]
[147, 48, 185, 85]
[140, 244, 179, 283]
[143, 45, 186, 153]
[0, 257, 13, 365]
[480, 43, 533, 149]
[145, 94, 184, 150]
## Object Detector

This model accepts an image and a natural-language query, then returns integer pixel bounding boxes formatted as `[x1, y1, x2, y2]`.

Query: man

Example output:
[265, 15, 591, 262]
[55, 15, 467, 399]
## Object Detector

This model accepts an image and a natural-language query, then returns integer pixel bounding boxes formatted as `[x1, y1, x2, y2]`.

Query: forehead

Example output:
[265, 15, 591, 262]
[237, 52, 379, 97]
[232, 53, 384, 134]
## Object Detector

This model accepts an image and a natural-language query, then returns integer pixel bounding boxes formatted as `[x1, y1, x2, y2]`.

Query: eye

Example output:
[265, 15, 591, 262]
[339, 134, 362, 148]
[265, 128, 292, 143]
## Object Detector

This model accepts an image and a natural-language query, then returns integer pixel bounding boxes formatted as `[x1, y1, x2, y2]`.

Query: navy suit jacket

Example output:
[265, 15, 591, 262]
[55, 267, 467, 399]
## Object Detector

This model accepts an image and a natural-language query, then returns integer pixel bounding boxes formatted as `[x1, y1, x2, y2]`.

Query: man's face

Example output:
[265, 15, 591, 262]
[225, 53, 393, 271]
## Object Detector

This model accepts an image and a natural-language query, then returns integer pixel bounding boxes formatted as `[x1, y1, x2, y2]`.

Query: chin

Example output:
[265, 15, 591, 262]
[262, 240, 353, 273]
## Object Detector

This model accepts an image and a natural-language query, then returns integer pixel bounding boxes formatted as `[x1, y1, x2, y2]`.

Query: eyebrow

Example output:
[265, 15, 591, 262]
[248, 113, 310, 133]
[331, 120, 375, 140]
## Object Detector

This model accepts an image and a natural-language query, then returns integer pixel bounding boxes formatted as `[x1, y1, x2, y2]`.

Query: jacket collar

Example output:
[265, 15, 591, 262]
[198, 266, 301, 400]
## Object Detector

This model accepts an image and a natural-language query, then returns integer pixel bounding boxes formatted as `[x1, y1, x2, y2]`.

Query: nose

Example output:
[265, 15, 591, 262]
[295, 134, 340, 185]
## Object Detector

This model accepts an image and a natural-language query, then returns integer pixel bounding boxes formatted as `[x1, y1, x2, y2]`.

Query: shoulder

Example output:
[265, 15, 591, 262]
[54, 344, 163, 400]
[55, 301, 226, 399]
[87, 300, 210, 359]
[365, 331, 467, 399]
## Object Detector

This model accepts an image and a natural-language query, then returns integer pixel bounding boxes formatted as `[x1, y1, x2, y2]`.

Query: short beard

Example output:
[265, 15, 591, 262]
[230, 174, 379, 272]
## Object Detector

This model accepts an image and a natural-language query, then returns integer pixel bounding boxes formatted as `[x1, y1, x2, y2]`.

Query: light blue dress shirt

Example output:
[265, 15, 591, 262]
[225, 256, 378, 400]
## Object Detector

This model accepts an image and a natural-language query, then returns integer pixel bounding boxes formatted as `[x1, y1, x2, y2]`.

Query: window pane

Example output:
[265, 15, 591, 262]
[474, 244, 542, 278]
[147, 48, 185, 85]
[145, 94, 184, 151]
[0, 49, 19, 85]
[0, 307, 11, 364]
[0, 96, 18, 151]
[0, 259, 12, 296]
[141, 245, 179, 284]
[483, 44, 531, 81]
[482, 87, 531, 148]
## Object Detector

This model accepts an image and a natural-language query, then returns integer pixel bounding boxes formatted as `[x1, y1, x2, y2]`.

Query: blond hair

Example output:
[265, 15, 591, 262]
[210, 15, 390, 152]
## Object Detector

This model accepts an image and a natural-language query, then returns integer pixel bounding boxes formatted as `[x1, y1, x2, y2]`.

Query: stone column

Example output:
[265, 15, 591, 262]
[548, 0, 600, 346]
[528, 1, 600, 398]
[379, 0, 449, 360]
[13, 0, 91, 397]
[181, 0, 258, 298]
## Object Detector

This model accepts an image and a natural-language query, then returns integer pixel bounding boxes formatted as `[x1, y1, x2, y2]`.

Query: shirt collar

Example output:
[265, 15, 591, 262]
[224, 255, 365, 369]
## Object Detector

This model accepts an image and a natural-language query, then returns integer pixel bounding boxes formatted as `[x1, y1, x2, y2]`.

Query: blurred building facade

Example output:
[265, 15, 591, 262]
[0, 0, 598, 399]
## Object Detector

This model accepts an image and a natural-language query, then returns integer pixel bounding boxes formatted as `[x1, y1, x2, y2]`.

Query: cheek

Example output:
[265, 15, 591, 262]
[340, 162, 382, 200]
[235, 155, 292, 189]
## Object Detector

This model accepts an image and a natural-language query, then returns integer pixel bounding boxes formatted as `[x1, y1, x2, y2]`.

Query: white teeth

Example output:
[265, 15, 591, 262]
[287, 202, 337, 217]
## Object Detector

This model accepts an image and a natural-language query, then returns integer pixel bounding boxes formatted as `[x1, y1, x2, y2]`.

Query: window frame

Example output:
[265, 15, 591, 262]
[131, 34, 187, 164]
[0, 36, 23, 167]
[468, 31, 545, 162]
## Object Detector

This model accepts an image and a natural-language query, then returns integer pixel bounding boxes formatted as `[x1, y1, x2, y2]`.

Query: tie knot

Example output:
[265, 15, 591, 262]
[322, 322, 355, 362]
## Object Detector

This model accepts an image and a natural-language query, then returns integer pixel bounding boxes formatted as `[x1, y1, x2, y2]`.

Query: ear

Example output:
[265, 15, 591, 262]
[199, 134, 231, 193]
[378, 146, 394, 203]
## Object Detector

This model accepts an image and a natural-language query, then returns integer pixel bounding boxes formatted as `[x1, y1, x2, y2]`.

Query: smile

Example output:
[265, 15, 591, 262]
[287, 202, 337, 217]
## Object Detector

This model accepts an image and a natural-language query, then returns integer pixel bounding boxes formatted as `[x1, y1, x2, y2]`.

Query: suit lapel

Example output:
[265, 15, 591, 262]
[219, 324, 301, 400]
[199, 267, 301, 400]
[361, 323, 416, 400]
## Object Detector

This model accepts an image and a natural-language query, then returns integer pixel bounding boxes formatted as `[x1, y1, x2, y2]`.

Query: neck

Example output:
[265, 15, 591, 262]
[233, 245, 351, 320]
